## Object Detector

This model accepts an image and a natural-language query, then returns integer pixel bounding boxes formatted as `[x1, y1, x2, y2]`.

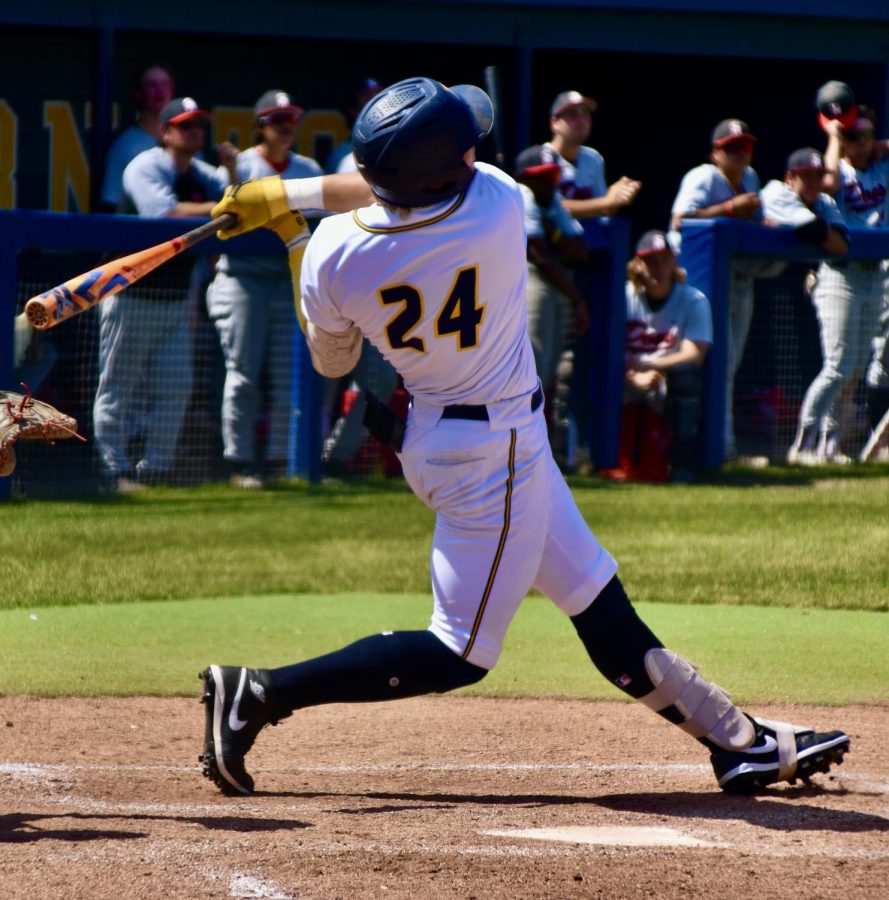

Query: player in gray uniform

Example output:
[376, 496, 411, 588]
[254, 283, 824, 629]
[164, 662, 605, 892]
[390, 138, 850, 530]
[197, 77, 849, 800]
[670, 119, 763, 461]
[789, 108, 889, 463]
[93, 98, 230, 488]
[760, 148, 850, 464]
[207, 90, 323, 486]
[624, 230, 713, 482]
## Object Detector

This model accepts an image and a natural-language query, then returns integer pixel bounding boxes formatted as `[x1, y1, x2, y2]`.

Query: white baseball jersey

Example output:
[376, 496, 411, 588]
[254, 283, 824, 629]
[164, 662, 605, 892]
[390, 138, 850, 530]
[759, 180, 845, 230]
[301, 161, 538, 407]
[834, 157, 889, 228]
[625, 282, 713, 365]
[669, 163, 762, 252]
[301, 161, 617, 668]
[541, 142, 607, 200]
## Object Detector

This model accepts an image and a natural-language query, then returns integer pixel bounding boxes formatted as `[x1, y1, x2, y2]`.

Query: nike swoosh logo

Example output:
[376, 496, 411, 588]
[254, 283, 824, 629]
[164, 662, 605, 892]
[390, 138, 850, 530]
[228, 668, 249, 732]
[746, 734, 778, 754]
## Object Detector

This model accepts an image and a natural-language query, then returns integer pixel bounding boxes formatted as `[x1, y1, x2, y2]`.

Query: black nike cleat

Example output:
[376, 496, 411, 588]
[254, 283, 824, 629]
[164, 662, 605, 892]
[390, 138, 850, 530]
[711, 715, 850, 794]
[199, 665, 280, 796]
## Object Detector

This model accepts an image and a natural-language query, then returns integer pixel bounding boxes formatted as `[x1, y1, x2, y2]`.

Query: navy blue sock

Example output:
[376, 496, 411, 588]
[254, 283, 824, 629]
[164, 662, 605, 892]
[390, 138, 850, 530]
[570, 576, 664, 700]
[269, 630, 487, 713]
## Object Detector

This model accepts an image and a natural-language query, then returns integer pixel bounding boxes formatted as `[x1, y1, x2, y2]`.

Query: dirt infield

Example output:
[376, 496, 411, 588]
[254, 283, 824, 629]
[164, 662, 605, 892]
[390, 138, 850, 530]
[1, 696, 887, 899]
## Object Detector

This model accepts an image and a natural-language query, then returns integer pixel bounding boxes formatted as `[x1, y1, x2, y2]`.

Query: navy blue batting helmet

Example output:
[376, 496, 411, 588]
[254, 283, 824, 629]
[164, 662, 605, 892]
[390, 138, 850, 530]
[352, 77, 494, 208]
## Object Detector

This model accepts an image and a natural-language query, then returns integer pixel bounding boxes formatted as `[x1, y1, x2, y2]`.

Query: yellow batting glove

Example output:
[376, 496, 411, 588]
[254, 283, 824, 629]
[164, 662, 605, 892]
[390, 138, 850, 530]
[212, 176, 290, 239]
[266, 210, 312, 332]
[266, 209, 310, 249]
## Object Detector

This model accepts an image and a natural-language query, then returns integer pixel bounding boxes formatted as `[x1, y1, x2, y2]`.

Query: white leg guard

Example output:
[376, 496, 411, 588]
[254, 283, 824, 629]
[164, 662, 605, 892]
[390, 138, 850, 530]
[753, 716, 807, 780]
[639, 649, 755, 751]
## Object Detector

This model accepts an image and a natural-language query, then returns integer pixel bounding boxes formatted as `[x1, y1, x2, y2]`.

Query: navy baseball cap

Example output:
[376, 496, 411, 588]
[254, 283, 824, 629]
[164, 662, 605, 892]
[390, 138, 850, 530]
[711, 119, 756, 147]
[634, 230, 674, 258]
[514, 145, 561, 181]
[550, 90, 597, 118]
[787, 147, 825, 173]
[254, 90, 304, 122]
[161, 97, 210, 127]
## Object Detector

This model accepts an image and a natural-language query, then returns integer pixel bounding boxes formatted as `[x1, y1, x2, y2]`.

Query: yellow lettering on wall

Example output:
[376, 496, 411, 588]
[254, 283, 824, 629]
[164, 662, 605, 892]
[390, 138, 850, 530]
[0, 100, 17, 209]
[44, 101, 91, 212]
[298, 110, 349, 161]
[213, 107, 255, 151]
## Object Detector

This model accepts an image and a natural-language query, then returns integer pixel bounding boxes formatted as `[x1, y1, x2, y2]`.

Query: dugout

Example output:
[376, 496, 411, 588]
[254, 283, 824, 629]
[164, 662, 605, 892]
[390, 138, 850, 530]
[2, 2, 889, 494]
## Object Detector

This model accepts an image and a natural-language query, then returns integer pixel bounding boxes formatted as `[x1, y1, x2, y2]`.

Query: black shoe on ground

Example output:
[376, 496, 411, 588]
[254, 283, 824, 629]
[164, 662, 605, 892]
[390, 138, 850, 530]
[711, 715, 850, 794]
[199, 665, 281, 796]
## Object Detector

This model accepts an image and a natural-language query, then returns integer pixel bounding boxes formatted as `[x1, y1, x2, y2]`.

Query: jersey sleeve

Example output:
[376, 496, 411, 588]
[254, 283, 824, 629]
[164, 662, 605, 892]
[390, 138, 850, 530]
[760, 180, 816, 227]
[684, 288, 713, 345]
[123, 153, 178, 218]
[671, 166, 712, 216]
[519, 184, 545, 238]
[299, 223, 356, 335]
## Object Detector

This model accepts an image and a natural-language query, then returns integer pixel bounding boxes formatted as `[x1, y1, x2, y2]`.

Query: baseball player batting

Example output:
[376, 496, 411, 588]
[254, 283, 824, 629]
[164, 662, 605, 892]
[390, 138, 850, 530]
[198, 76, 849, 797]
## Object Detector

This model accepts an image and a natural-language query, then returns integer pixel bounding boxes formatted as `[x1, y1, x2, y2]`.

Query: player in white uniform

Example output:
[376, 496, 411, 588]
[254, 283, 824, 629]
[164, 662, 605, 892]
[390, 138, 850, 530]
[670, 119, 763, 460]
[197, 78, 849, 798]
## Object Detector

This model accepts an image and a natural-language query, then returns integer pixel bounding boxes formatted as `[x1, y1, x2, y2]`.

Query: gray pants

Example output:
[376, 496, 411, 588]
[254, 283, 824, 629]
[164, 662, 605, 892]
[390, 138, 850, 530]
[93, 292, 192, 476]
[208, 269, 294, 465]
[799, 261, 883, 433]
[724, 269, 754, 457]
[526, 264, 570, 390]
[865, 278, 889, 390]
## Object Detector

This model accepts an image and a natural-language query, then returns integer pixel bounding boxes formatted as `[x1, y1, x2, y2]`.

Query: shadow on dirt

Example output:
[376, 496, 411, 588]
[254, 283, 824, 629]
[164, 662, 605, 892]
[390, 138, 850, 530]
[0, 810, 310, 843]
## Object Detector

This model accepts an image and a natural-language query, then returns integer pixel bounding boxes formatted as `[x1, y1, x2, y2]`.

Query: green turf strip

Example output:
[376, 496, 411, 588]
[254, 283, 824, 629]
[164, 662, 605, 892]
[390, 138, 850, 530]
[0, 594, 884, 704]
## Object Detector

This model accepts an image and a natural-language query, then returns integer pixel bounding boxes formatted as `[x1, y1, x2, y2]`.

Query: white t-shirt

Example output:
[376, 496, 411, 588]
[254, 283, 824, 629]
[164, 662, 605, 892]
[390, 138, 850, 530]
[301, 162, 538, 406]
[625, 281, 713, 365]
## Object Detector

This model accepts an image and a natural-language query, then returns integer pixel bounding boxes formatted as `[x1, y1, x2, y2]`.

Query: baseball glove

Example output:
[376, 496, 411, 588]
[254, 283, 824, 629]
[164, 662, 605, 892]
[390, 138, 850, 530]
[0, 385, 83, 477]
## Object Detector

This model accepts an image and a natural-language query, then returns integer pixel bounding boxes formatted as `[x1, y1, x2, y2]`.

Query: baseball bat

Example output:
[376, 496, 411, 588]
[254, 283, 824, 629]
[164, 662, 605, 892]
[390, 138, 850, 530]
[24, 213, 237, 330]
[483, 65, 506, 169]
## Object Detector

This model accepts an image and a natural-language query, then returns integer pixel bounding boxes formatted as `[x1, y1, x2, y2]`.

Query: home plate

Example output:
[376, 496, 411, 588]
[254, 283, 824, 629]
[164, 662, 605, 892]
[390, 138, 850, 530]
[484, 826, 717, 848]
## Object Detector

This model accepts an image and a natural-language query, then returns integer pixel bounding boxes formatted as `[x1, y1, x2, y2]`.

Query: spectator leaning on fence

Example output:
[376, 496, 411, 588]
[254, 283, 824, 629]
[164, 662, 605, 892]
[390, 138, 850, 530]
[669, 118, 763, 462]
[794, 107, 889, 463]
[622, 230, 712, 484]
[760, 147, 850, 464]
[93, 97, 234, 491]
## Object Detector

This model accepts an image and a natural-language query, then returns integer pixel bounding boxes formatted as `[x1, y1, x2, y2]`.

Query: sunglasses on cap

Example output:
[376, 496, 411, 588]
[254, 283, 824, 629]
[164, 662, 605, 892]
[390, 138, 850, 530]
[258, 110, 299, 127]
[720, 138, 755, 154]
[171, 119, 205, 131]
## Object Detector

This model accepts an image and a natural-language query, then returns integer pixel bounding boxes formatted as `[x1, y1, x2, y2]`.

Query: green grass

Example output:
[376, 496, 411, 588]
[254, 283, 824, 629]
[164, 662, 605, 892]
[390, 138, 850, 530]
[1, 470, 887, 702]
[3, 470, 888, 610]
[0, 593, 884, 704]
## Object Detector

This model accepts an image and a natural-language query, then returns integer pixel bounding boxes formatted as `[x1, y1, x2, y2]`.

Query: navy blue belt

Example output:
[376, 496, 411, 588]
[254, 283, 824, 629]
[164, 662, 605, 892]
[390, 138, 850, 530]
[440, 385, 544, 421]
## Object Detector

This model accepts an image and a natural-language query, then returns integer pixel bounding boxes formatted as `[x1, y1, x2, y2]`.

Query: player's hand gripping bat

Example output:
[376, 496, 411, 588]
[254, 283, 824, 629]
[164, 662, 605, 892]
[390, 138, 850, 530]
[24, 213, 236, 330]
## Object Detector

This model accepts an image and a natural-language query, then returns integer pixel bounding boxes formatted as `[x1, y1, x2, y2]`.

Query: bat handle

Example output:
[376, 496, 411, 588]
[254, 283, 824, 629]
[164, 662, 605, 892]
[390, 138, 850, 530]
[178, 212, 238, 249]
